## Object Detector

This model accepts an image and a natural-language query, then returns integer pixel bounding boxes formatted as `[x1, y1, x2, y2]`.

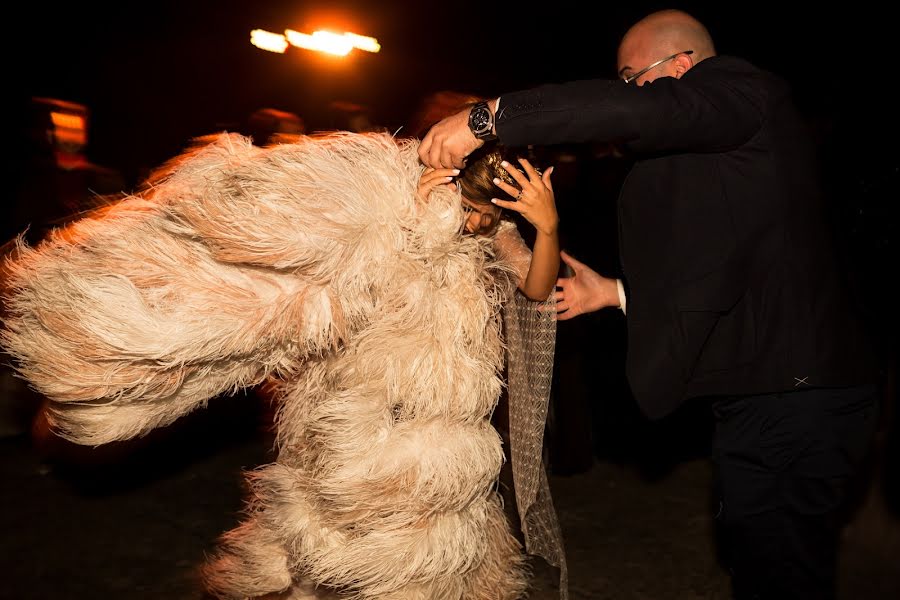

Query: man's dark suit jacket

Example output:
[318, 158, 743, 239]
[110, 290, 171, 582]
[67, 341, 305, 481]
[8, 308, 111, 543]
[495, 55, 877, 418]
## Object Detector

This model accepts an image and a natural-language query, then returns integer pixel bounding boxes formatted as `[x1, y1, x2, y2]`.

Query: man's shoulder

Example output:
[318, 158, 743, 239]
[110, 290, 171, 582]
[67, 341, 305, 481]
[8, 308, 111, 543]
[695, 55, 766, 76]
[690, 55, 787, 95]
[700, 55, 789, 83]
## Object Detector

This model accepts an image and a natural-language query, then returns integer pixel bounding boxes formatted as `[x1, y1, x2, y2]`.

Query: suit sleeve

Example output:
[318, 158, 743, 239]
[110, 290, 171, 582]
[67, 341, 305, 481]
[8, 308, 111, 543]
[495, 60, 774, 155]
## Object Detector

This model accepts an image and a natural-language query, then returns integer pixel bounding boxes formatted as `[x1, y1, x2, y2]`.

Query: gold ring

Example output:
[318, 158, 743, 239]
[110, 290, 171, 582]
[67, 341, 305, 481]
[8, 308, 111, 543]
[515, 189, 523, 201]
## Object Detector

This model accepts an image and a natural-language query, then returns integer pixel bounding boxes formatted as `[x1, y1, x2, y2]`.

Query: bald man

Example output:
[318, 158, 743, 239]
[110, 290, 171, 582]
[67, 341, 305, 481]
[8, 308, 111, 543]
[420, 9, 880, 600]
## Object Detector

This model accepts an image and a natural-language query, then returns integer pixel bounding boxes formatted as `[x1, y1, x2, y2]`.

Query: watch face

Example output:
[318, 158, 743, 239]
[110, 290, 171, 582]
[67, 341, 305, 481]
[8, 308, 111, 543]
[469, 103, 493, 136]
[470, 107, 491, 133]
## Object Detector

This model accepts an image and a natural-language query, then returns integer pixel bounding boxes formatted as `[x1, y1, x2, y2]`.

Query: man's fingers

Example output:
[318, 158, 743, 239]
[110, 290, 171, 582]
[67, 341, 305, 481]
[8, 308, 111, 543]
[431, 147, 445, 169]
[418, 135, 433, 165]
[439, 148, 458, 170]
[560, 250, 585, 271]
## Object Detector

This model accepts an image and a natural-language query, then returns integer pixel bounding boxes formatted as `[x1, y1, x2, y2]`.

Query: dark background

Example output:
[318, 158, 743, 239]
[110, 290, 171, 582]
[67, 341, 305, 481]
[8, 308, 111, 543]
[2, 3, 898, 597]
[6, 0, 897, 465]
[6, 0, 896, 463]
[7, 1, 892, 181]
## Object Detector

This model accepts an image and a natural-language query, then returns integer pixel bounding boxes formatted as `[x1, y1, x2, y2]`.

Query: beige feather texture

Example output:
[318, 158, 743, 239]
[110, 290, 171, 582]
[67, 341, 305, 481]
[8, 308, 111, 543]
[1, 132, 538, 598]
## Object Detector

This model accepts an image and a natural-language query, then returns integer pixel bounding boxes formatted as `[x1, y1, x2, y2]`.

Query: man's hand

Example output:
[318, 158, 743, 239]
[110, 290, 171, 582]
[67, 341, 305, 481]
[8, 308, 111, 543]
[418, 107, 484, 169]
[555, 251, 621, 320]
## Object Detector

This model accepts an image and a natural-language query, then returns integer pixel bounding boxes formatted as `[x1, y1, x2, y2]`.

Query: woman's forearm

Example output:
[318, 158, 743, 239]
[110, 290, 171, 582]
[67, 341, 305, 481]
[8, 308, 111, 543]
[519, 230, 560, 301]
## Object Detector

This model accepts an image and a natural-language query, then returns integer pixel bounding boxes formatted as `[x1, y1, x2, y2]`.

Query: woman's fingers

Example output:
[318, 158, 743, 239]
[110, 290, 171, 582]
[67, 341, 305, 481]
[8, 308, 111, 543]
[517, 157, 542, 182]
[490, 197, 523, 213]
[541, 165, 555, 190]
[500, 160, 530, 187]
[421, 167, 459, 184]
[494, 158, 555, 200]
[418, 168, 460, 198]
[491, 177, 522, 200]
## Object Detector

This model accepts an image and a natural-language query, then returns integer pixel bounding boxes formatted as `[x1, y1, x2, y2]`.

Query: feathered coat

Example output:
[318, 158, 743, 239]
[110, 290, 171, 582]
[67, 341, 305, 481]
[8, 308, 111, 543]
[1, 132, 563, 599]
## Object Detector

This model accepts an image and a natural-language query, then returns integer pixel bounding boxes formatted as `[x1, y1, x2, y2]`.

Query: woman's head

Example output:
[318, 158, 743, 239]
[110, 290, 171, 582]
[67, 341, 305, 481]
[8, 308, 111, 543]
[457, 143, 521, 235]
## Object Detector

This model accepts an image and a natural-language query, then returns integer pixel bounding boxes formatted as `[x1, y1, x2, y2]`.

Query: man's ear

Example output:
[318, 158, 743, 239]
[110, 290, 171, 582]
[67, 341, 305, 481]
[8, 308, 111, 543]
[673, 53, 694, 78]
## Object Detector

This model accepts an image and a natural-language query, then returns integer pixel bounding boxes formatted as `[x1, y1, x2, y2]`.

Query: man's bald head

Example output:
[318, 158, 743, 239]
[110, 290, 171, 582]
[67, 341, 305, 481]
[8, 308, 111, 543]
[617, 10, 716, 85]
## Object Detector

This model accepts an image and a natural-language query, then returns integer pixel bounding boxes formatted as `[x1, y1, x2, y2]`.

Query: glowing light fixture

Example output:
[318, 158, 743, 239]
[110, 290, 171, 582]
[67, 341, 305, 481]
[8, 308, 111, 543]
[343, 32, 381, 53]
[49, 111, 87, 148]
[255, 29, 382, 56]
[50, 112, 86, 131]
[286, 30, 352, 56]
[250, 29, 289, 53]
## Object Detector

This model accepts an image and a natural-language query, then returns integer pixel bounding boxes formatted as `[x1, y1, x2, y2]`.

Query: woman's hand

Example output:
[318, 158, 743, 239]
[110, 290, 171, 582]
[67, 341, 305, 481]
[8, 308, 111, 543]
[492, 157, 560, 301]
[416, 167, 460, 202]
[490, 158, 557, 236]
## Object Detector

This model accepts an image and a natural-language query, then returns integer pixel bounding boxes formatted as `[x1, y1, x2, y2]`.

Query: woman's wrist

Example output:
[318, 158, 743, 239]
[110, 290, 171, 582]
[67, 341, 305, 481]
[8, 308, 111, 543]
[533, 218, 559, 238]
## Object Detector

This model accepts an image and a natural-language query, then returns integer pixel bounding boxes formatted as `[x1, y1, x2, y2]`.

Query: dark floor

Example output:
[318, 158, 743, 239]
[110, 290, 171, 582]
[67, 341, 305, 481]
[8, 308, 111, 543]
[2, 388, 899, 600]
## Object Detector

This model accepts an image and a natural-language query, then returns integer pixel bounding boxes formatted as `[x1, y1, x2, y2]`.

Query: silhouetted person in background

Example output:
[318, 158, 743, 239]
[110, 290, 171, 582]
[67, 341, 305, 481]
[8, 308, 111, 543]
[8, 97, 125, 247]
[245, 107, 305, 147]
[327, 100, 383, 134]
[3, 97, 125, 441]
